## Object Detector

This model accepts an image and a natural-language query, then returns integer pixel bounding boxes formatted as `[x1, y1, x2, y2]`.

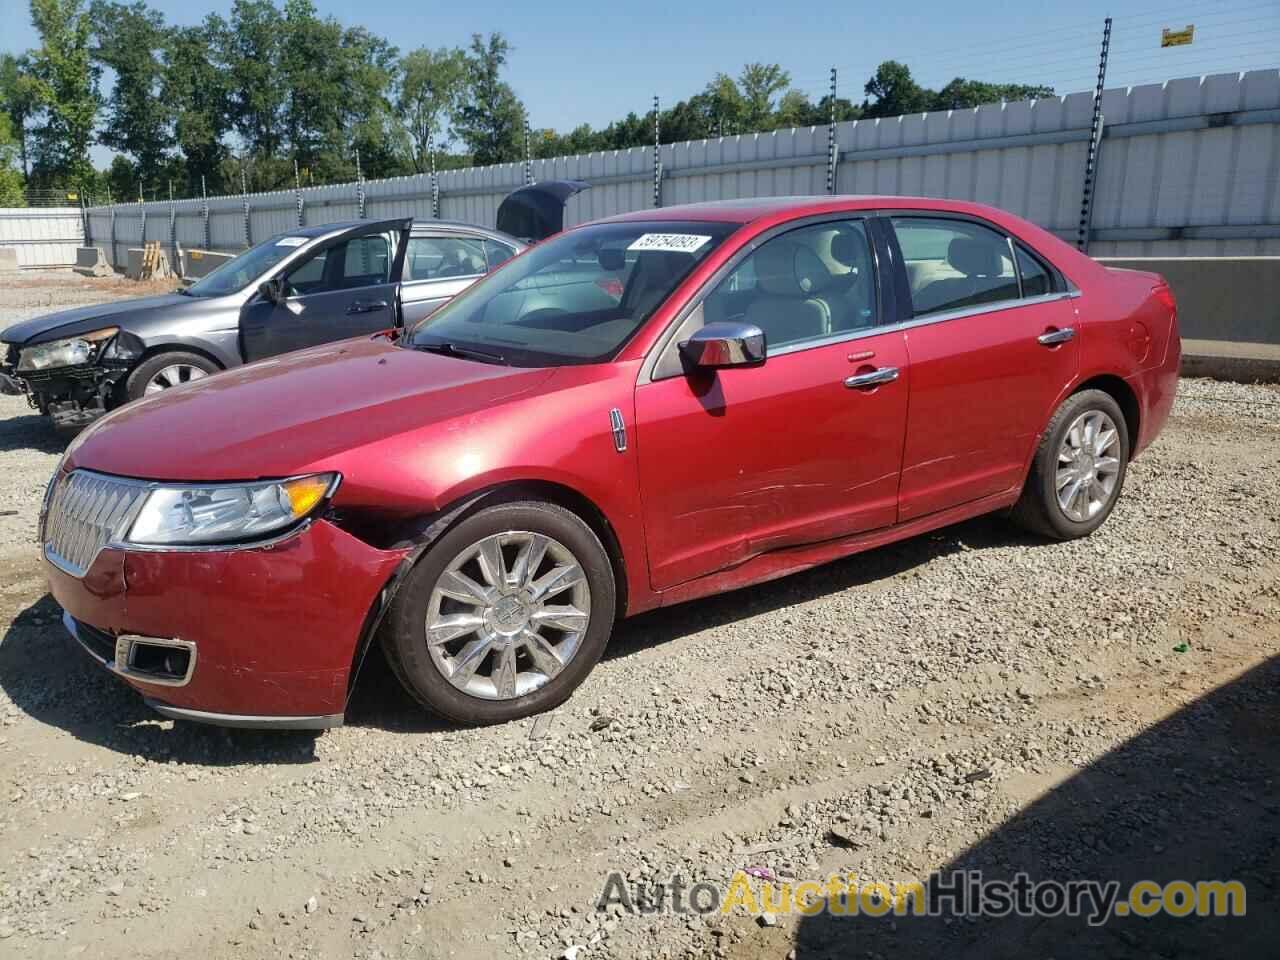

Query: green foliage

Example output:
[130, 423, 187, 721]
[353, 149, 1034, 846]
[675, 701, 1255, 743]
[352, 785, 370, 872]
[0, 115, 27, 205]
[453, 33, 526, 166]
[26, 0, 100, 191]
[6, 1, 1057, 199]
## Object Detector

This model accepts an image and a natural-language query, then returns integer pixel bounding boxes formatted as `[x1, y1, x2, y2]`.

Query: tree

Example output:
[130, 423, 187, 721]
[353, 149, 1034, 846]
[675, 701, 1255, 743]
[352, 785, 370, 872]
[454, 33, 527, 165]
[396, 46, 467, 172]
[932, 77, 1055, 110]
[336, 25, 400, 179]
[163, 18, 232, 194]
[862, 60, 930, 118]
[738, 62, 790, 131]
[90, 0, 172, 184]
[26, 0, 100, 189]
[223, 0, 285, 157]
[0, 54, 41, 179]
[0, 115, 26, 205]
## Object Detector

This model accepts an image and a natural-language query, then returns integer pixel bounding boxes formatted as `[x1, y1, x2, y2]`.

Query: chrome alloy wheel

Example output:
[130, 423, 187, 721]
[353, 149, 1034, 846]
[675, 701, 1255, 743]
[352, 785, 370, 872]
[1056, 410, 1122, 522]
[425, 531, 591, 700]
[145, 363, 208, 394]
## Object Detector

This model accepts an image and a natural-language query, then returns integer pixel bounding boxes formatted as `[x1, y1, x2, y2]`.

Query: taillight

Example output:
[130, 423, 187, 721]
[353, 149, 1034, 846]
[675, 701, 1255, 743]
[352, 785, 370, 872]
[1152, 283, 1176, 315]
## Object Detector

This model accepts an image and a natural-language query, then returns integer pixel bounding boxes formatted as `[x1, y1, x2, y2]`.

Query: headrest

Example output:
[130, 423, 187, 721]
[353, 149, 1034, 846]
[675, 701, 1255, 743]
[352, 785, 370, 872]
[755, 241, 832, 296]
[829, 232, 869, 271]
[947, 237, 1002, 277]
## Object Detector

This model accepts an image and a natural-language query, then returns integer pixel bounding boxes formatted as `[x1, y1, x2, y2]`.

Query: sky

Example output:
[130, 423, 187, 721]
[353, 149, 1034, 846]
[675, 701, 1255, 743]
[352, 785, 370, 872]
[2, 0, 1278, 168]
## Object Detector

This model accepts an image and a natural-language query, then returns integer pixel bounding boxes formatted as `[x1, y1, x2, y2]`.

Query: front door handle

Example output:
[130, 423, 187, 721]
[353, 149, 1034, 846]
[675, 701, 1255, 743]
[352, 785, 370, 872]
[1037, 326, 1075, 346]
[348, 300, 389, 315]
[844, 366, 899, 389]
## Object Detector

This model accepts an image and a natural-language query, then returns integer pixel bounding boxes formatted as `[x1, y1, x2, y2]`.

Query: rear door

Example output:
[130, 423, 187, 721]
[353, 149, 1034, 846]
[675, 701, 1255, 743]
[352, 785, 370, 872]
[240, 219, 410, 361]
[399, 234, 517, 327]
[886, 215, 1080, 521]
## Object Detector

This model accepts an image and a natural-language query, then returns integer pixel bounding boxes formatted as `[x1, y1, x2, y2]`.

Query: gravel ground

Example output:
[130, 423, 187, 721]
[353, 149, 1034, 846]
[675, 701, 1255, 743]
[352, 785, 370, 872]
[0, 272, 1277, 959]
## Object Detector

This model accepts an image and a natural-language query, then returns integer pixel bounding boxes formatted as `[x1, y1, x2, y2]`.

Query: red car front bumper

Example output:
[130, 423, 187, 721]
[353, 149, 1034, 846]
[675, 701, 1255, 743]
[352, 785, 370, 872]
[47, 520, 408, 728]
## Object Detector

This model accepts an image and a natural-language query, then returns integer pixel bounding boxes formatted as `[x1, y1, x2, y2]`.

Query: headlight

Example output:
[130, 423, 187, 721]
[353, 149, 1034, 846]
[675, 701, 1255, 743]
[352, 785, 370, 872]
[17, 327, 118, 372]
[125, 473, 338, 546]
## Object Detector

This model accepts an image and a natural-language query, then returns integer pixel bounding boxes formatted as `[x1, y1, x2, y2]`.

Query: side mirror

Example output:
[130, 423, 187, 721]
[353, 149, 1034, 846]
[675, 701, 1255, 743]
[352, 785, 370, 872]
[679, 321, 766, 369]
[257, 277, 283, 304]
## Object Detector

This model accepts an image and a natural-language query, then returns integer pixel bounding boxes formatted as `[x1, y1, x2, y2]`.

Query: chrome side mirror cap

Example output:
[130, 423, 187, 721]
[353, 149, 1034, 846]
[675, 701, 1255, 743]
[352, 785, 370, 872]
[679, 321, 766, 369]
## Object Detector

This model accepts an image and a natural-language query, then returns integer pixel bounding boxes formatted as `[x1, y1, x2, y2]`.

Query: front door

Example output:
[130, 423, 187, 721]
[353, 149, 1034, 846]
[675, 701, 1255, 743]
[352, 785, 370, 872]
[240, 220, 410, 361]
[634, 219, 909, 591]
[888, 215, 1081, 521]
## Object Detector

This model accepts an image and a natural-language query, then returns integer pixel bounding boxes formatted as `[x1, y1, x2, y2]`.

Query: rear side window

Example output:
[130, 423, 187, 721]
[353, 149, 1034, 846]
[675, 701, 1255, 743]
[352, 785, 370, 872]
[891, 217, 1019, 317]
[1015, 244, 1052, 297]
[405, 237, 487, 281]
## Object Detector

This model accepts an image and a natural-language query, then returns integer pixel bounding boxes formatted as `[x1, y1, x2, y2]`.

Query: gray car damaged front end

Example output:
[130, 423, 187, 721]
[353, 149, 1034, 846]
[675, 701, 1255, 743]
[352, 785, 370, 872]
[0, 329, 148, 431]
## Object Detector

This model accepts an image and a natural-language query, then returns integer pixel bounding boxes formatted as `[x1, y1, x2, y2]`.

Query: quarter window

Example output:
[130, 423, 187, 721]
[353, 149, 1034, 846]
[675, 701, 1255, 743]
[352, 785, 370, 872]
[1015, 244, 1052, 297]
[700, 220, 877, 350]
[891, 218, 1019, 317]
[483, 239, 516, 270]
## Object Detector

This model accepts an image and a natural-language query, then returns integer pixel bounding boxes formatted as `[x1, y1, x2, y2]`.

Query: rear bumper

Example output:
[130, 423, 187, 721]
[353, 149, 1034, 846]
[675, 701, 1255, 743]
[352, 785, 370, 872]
[48, 519, 408, 728]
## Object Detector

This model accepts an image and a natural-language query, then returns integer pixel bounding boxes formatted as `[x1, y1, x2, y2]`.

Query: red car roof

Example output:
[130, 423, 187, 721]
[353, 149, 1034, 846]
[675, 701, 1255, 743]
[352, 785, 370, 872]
[600, 195, 1008, 225]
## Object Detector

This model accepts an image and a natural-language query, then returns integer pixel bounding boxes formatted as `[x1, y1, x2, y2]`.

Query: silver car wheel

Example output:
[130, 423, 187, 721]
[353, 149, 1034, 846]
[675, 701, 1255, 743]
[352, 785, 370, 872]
[145, 364, 208, 394]
[425, 531, 591, 701]
[1055, 409, 1122, 522]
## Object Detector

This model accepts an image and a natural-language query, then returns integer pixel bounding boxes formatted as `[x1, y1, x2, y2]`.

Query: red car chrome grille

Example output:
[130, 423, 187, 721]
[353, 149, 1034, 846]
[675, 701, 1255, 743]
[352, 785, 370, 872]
[42, 470, 149, 577]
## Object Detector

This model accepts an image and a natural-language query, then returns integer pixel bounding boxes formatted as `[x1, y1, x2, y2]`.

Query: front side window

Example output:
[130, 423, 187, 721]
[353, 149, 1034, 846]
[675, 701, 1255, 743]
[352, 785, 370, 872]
[407, 220, 737, 366]
[701, 219, 876, 350]
[282, 230, 395, 297]
[186, 234, 313, 297]
[892, 217, 1019, 317]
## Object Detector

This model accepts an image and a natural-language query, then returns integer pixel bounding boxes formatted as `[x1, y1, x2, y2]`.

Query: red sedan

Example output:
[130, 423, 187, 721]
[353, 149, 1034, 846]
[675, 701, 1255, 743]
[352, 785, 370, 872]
[43, 196, 1180, 728]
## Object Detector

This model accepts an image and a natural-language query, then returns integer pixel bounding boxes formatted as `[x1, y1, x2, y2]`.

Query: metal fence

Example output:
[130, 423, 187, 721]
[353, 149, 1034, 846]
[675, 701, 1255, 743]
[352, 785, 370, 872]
[67, 68, 1280, 268]
[0, 207, 85, 268]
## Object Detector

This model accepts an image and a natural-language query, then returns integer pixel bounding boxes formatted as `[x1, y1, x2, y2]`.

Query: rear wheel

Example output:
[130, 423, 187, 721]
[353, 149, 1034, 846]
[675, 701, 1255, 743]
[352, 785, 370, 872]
[381, 500, 616, 724]
[1011, 389, 1129, 540]
[124, 351, 219, 402]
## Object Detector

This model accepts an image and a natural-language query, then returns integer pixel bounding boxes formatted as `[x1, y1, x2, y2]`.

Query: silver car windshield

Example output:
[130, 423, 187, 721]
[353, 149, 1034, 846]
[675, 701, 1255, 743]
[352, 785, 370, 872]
[186, 234, 313, 297]
[407, 220, 738, 365]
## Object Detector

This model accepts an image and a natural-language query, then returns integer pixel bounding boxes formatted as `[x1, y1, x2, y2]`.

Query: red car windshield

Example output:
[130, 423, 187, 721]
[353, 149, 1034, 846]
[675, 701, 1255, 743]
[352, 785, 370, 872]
[407, 220, 738, 365]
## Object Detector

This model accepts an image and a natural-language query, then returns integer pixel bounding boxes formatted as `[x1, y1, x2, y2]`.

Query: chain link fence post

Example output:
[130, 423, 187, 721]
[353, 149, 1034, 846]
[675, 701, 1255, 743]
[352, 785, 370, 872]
[240, 163, 251, 249]
[428, 129, 439, 219]
[827, 67, 838, 195]
[294, 158, 305, 227]
[1077, 17, 1111, 253]
[524, 121, 532, 186]
[107, 185, 116, 268]
[201, 175, 211, 251]
[355, 148, 366, 219]
[168, 180, 178, 271]
[653, 95, 661, 208]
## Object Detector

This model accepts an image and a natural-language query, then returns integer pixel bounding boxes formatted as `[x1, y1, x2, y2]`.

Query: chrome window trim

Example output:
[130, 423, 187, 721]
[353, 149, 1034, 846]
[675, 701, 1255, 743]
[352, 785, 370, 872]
[765, 290, 1080, 358]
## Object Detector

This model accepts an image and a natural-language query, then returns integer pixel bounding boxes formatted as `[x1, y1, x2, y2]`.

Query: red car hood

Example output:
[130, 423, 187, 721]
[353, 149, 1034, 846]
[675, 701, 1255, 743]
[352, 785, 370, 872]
[65, 337, 556, 481]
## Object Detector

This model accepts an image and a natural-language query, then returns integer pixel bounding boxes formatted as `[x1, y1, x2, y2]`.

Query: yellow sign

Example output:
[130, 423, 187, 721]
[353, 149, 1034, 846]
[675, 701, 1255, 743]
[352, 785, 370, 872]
[1161, 25, 1194, 47]
[66, 192, 78, 200]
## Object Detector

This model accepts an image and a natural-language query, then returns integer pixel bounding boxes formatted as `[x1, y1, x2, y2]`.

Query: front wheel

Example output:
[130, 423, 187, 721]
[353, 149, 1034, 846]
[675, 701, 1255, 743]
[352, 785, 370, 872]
[381, 500, 616, 724]
[1011, 389, 1130, 540]
[124, 351, 219, 403]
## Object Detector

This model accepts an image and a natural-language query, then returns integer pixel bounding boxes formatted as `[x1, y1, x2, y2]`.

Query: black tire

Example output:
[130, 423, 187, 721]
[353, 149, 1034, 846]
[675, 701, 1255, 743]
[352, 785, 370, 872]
[381, 500, 616, 725]
[123, 351, 220, 403]
[1010, 388, 1130, 540]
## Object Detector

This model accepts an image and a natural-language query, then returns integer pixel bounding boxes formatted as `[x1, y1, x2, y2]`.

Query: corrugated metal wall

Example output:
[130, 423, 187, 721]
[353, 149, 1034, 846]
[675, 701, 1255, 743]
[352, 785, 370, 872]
[0, 208, 84, 267]
[81, 69, 1280, 266]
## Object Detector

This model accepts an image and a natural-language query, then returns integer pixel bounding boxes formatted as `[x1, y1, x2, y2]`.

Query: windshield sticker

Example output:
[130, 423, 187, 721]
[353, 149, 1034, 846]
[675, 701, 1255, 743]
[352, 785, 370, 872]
[276, 236, 308, 247]
[627, 233, 712, 254]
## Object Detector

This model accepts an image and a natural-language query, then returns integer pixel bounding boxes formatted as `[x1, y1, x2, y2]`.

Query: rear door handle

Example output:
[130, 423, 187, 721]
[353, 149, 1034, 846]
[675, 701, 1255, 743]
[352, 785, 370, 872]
[347, 300, 389, 315]
[844, 366, 899, 389]
[1037, 326, 1075, 346]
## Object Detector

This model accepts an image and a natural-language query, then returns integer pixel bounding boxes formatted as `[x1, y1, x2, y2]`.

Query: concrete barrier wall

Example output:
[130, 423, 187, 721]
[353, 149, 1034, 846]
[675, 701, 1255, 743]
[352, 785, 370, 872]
[181, 248, 236, 279]
[1095, 256, 1280, 344]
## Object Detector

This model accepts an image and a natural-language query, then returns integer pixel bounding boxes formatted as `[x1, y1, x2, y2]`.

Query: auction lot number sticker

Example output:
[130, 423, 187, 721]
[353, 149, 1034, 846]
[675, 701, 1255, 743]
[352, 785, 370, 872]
[627, 233, 712, 253]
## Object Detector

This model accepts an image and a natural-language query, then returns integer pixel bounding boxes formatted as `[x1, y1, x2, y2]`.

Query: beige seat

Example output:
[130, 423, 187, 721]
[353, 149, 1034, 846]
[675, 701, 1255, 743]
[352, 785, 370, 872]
[913, 238, 1019, 314]
[743, 240, 833, 348]
[826, 231, 876, 330]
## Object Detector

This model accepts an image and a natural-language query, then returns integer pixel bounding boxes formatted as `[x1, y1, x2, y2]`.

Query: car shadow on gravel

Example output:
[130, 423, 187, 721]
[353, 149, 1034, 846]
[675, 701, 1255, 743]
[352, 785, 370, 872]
[790, 655, 1280, 959]
[605, 514, 1040, 662]
[0, 595, 321, 765]
[0, 411, 67, 455]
